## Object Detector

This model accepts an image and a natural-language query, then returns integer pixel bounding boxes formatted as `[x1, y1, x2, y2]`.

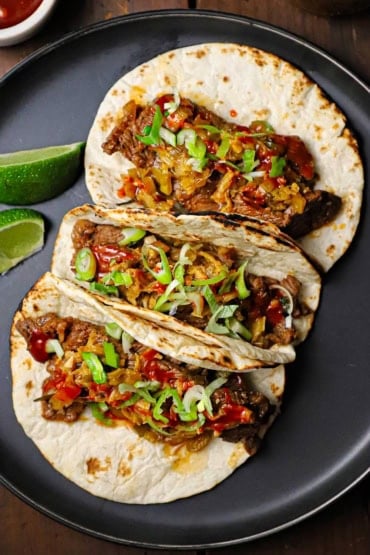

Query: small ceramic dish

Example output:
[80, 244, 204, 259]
[0, 0, 58, 47]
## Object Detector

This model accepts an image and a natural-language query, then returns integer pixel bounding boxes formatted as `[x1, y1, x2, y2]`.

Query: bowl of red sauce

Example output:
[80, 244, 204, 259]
[0, 0, 58, 46]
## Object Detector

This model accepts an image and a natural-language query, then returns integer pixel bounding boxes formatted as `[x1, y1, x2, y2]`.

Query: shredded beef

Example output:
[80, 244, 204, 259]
[41, 399, 84, 422]
[102, 100, 156, 167]
[283, 189, 342, 238]
[221, 424, 262, 455]
[92, 224, 123, 246]
[71, 219, 97, 250]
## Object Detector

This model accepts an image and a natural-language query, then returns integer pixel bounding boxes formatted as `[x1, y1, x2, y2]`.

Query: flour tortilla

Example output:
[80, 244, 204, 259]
[84, 42, 364, 272]
[10, 272, 284, 504]
[51, 204, 321, 371]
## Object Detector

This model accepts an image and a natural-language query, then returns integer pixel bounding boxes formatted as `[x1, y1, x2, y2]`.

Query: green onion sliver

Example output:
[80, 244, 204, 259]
[119, 227, 146, 246]
[89, 281, 119, 296]
[226, 317, 252, 341]
[205, 304, 239, 335]
[45, 339, 64, 358]
[192, 268, 228, 286]
[142, 245, 172, 285]
[215, 135, 230, 159]
[75, 247, 97, 281]
[269, 155, 286, 177]
[82, 352, 107, 384]
[105, 322, 123, 340]
[235, 261, 250, 300]
[90, 403, 112, 425]
[121, 330, 134, 354]
[136, 105, 163, 145]
[103, 341, 119, 368]
[159, 126, 177, 147]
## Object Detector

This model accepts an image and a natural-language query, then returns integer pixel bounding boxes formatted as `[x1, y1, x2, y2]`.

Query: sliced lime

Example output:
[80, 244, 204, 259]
[0, 208, 44, 274]
[0, 141, 85, 205]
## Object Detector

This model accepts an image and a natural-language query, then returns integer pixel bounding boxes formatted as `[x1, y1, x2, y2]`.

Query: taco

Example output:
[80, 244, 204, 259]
[51, 204, 321, 371]
[11, 272, 284, 504]
[84, 43, 364, 272]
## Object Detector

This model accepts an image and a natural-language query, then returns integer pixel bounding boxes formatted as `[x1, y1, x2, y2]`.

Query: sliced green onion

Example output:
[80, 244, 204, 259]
[153, 389, 171, 423]
[226, 317, 252, 341]
[215, 135, 230, 159]
[75, 247, 97, 281]
[269, 155, 286, 177]
[118, 383, 138, 394]
[120, 392, 140, 408]
[205, 304, 239, 335]
[103, 341, 119, 368]
[89, 281, 119, 296]
[102, 270, 133, 287]
[163, 91, 180, 114]
[134, 380, 161, 391]
[119, 381, 159, 405]
[136, 105, 163, 145]
[98, 401, 109, 412]
[204, 377, 228, 397]
[182, 384, 204, 413]
[212, 157, 240, 171]
[142, 245, 172, 285]
[235, 261, 250, 300]
[242, 149, 259, 173]
[159, 126, 177, 147]
[173, 243, 192, 284]
[82, 352, 107, 384]
[45, 339, 64, 358]
[153, 279, 181, 311]
[121, 330, 134, 353]
[187, 137, 207, 160]
[196, 124, 221, 134]
[90, 403, 112, 425]
[187, 156, 208, 172]
[119, 227, 146, 246]
[177, 128, 197, 146]
[192, 268, 228, 286]
[203, 285, 219, 314]
[105, 322, 123, 340]
[186, 291, 204, 317]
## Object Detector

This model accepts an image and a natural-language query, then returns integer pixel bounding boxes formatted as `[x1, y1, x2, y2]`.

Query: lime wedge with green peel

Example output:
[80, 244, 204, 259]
[0, 208, 44, 274]
[0, 142, 85, 205]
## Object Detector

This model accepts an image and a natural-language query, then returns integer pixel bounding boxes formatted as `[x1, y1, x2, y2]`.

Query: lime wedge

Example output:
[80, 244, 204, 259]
[0, 142, 85, 205]
[0, 208, 44, 274]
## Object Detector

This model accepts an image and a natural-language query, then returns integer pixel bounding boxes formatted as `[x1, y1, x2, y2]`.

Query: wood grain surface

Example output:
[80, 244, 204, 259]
[0, 1, 369, 554]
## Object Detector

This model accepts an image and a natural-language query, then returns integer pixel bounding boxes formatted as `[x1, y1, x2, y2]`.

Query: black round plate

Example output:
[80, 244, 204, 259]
[0, 10, 369, 549]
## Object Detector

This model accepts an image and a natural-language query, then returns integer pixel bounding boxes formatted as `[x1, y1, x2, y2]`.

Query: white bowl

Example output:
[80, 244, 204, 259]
[0, 0, 58, 47]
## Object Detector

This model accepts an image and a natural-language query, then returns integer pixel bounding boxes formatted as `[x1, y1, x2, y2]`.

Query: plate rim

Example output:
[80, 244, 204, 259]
[1, 8, 369, 549]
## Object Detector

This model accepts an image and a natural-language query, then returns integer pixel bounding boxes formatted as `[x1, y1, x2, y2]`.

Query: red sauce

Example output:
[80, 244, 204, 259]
[266, 298, 285, 326]
[29, 329, 50, 362]
[142, 359, 177, 384]
[210, 404, 253, 432]
[155, 94, 174, 113]
[286, 136, 314, 180]
[229, 109, 238, 118]
[91, 244, 135, 274]
[0, 0, 42, 28]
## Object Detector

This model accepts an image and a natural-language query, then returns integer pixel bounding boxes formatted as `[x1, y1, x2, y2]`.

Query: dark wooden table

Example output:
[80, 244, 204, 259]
[1, 1, 369, 554]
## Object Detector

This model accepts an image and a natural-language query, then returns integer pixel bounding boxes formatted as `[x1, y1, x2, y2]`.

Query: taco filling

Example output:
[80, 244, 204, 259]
[102, 95, 342, 238]
[15, 313, 275, 455]
[70, 219, 310, 349]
